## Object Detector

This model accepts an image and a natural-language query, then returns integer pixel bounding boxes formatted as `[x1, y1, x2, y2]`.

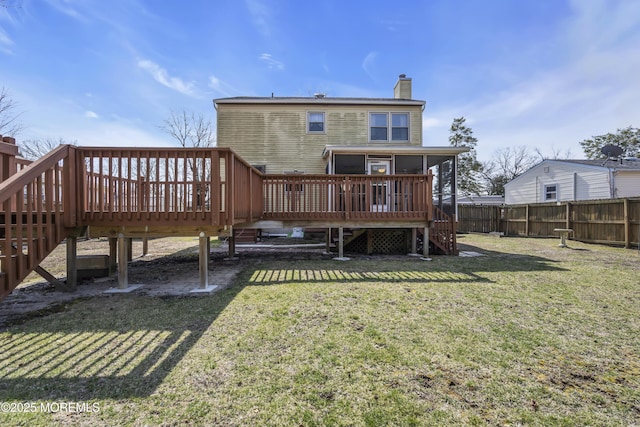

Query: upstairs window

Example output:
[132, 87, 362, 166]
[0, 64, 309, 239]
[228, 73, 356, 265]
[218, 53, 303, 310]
[391, 113, 409, 141]
[307, 112, 325, 133]
[370, 112, 409, 141]
[370, 113, 388, 141]
[544, 184, 558, 201]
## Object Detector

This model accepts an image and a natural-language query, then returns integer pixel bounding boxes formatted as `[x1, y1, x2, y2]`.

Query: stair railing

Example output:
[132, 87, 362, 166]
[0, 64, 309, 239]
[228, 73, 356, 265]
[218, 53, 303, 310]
[0, 144, 76, 299]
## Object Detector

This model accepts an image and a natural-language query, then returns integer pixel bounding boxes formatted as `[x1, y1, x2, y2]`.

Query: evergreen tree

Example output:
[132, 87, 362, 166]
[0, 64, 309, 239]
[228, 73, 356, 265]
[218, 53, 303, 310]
[579, 126, 640, 159]
[449, 117, 483, 195]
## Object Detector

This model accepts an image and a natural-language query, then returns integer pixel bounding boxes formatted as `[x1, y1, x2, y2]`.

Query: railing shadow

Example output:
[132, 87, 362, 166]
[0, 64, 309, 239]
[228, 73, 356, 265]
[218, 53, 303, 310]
[0, 283, 244, 401]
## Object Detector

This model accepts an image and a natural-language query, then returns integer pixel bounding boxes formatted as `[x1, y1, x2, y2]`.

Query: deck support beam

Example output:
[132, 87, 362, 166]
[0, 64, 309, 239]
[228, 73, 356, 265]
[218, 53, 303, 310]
[225, 226, 238, 260]
[421, 226, 431, 260]
[407, 228, 420, 257]
[108, 237, 117, 276]
[333, 226, 350, 261]
[65, 236, 77, 291]
[199, 232, 208, 289]
[117, 233, 128, 289]
[191, 232, 217, 293]
[104, 233, 142, 293]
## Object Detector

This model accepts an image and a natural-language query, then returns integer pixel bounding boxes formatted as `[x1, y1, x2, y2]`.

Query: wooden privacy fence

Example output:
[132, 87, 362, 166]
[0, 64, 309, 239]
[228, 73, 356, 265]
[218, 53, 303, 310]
[458, 198, 640, 248]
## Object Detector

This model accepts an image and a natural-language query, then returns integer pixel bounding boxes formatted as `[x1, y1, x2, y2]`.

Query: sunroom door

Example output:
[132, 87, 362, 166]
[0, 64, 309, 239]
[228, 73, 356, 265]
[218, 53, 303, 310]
[368, 160, 391, 212]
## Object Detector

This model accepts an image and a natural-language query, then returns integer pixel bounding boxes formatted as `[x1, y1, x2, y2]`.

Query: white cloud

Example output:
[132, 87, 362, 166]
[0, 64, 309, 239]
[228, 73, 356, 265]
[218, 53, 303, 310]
[362, 52, 378, 79]
[84, 110, 99, 119]
[208, 75, 239, 98]
[259, 53, 284, 70]
[0, 28, 14, 55]
[137, 59, 198, 97]
[42, 0, 88, 23]
[245, 0, 271, 37]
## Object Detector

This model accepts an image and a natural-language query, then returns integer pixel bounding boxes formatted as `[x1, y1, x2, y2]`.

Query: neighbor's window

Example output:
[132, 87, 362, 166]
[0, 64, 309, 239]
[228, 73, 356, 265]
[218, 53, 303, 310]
[307, 112, 325, 133]
[544, 184, 558, 201]
[370, 112, 409, 141]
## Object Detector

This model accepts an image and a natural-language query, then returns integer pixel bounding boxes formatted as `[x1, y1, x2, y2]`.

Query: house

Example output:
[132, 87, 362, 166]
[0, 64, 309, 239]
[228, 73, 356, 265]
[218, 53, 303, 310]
[214, 75, 468, 254]
[504, 158, 640, 205]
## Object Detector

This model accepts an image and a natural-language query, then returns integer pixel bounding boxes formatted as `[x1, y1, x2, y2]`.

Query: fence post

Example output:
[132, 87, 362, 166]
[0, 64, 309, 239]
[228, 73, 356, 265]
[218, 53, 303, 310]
[566, 202, 571, 230]
[624, 198, 630, 249]
[525, 204, 530, 236]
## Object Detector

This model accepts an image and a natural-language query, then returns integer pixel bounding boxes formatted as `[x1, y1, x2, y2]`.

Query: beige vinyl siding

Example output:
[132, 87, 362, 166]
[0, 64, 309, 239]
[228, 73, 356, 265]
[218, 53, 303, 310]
[217, 104, 423, 174]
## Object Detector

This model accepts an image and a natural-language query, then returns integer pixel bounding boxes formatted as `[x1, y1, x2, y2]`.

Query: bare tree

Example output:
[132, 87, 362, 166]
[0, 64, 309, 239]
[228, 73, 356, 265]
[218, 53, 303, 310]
[160, 110, 215, 148]
[534, 146, 573, 161]
[18, 137, 76, 160]
[0, 86, 24, 137]
[160, 110, 216, 208]
[482, 146, 537, 195]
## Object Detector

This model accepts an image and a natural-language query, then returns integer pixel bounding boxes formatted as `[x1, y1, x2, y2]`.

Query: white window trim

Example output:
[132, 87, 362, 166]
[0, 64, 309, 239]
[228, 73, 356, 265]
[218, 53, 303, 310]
[544, 183, 558, 201]
[368, 112, 410, 142]
[306, 111, 326, 134]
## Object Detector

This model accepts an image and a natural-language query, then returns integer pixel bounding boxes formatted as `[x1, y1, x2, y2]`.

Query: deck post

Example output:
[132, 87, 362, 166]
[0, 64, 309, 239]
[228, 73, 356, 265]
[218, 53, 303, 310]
[226, 226, 237, 259]
[408, 228, 418, 256]
[422, 226, 430, 259]
[190, 232, 217, 293]
[142, 237, 149, 256]
[108, 237, 117, 276]
[199, 232, 208, 289]
[117, 233, 128, 289]
[104, 233, 142, 293]
[332, 227, 350, 261]
[325, 227, 332, 254]
[66, 236, 77, 290]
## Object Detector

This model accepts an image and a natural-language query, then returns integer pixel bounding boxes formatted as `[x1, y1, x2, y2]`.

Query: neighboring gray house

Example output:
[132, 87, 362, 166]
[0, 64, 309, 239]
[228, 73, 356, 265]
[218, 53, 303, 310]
[504, 159, 640, 205]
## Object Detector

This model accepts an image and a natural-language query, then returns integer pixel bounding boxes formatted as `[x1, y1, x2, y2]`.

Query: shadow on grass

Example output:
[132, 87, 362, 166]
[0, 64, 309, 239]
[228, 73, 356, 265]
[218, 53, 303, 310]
[0, 284, 244, 401]
[0, 240, 565, 402]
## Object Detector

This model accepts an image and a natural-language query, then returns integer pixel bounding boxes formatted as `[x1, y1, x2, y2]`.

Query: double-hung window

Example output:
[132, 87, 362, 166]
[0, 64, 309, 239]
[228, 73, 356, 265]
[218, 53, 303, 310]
[307, 112, 325, 133]
[369, 112, 409, 142]
[544, 184, 558, 201]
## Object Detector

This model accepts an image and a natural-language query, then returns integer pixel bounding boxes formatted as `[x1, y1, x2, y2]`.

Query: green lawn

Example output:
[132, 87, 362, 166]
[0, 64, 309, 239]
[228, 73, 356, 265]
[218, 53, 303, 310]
[1, 234, 638, 426]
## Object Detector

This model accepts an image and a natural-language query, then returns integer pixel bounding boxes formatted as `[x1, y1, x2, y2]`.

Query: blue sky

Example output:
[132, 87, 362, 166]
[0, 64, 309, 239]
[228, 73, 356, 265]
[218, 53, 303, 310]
[1, 0, 639, 161]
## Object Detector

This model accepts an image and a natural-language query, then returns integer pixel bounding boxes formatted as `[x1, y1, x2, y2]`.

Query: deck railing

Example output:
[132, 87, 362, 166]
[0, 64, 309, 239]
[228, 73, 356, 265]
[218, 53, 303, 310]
[262, 172, 433, 221]
[77, 147, 263, 227]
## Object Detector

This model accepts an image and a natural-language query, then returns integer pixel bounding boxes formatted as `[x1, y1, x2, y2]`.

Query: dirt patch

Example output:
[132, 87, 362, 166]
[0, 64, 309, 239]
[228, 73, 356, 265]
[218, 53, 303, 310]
[0, 237, 333, 329]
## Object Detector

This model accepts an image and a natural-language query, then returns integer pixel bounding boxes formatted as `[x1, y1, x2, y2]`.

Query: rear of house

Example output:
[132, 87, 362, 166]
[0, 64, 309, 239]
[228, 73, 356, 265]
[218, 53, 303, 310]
[214, 75, 467, 254]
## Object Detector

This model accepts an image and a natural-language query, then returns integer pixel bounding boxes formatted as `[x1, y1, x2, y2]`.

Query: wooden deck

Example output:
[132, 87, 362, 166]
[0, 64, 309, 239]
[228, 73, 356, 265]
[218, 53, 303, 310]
[0, 141, 455, 300]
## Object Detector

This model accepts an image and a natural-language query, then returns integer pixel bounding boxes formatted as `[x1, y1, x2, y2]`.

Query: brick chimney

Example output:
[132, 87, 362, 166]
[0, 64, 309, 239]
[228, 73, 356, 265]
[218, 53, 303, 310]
[394, 74, 412, 99]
